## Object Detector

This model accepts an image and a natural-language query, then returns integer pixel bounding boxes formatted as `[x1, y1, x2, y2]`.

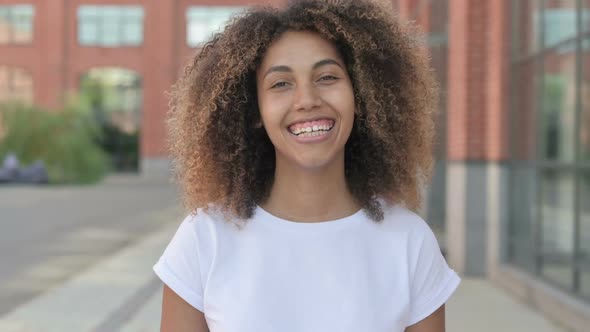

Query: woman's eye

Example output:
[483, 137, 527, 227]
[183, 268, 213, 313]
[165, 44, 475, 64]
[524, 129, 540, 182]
[271, 81, 289, 89]
[318, 75, 338, 82]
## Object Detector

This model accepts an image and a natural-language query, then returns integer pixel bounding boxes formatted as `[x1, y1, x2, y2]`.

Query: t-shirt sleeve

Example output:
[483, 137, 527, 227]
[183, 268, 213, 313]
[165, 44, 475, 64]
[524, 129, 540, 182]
[406, 218, 461, 327]
[153, 214, 205, 312]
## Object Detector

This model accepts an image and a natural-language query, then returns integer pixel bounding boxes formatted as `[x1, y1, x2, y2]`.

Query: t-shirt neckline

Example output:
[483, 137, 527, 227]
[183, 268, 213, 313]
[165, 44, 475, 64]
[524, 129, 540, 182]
[254, 205, 366, 232]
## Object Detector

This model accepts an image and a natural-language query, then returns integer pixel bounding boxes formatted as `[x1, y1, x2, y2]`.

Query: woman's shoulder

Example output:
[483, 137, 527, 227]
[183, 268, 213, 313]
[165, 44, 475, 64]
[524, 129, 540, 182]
[179, 204, 245, 234]
[379, 201, 434, 237]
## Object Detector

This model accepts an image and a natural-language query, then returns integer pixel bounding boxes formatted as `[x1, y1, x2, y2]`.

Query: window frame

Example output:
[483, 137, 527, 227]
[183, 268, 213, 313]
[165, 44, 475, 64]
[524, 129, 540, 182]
[0, 4, 35, 45]
[76, 5, 145, 48]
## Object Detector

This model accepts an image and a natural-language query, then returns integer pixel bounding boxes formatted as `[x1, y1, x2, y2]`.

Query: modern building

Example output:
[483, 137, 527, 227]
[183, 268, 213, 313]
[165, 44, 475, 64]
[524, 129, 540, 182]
[395, 0, 590, 331]
[1, 0, 589, 330]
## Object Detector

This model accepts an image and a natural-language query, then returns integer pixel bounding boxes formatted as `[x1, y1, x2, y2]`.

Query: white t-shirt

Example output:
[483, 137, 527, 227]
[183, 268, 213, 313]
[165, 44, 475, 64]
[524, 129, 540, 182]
[153, 203, 460, 332]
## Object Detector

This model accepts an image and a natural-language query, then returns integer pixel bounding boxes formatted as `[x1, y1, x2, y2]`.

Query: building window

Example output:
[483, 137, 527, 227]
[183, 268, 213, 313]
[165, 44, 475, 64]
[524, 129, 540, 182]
[508, 0, 590, 302]
[77, 5, 144, 47]
[0, 5, 35, 45]
[0, 66, 33, 102]
[186, 6, 245, 47]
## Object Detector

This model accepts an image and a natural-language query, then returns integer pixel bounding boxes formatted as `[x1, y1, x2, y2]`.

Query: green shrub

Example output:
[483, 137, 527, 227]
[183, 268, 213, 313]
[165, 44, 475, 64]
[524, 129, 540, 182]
[0, 97, 109, 184]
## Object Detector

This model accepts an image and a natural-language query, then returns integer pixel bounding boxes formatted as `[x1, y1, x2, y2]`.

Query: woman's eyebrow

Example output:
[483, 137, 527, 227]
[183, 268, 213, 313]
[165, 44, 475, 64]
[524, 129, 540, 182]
[263, 65, 291, 78]
[263, 58, 343, 79]
[312, 58, 342, 70]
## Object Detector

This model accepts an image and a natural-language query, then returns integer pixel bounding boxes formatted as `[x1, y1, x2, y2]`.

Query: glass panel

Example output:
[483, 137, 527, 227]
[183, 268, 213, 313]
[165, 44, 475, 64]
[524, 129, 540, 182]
[12, 16, 33, 43]
[581, 0, 590, 33]
[581, 37, 590, 161]
[125, 7, 144, 19]
[543, 0, 578, 48]
[10, 5, 33, 43]
[0, 8, 10, 44]
[580, 172, 590, 297]
[540, 170, 575, 289]
[102, 6, 120, 20]
[0, 5, 34, 44]
[102, 15, 118, 46]
[78, 5, 144, 47]
[78, 20, 97, 45]
[187, 20, 209, 47]
[513, 0, 541, 58]
[541, 41, 577, 162]
[11, 5, 33, 17]
[186, 6, 245, 47]
[512, 60, 539, 160]
[122, 21, 142, 45]
[508, 165, 537, 271]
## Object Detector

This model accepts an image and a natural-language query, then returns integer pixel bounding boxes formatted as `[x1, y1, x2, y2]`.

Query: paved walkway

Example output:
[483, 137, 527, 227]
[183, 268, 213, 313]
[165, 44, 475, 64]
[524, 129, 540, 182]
[0, 173, 180, 315]
[447, 279, 568, 332]
[0, 220, 570, 332]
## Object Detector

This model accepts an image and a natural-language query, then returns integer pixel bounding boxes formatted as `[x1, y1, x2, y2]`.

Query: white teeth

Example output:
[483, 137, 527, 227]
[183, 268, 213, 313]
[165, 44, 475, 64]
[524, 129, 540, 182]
[289, 122, 335, 136]
[299, 130, 326, 137]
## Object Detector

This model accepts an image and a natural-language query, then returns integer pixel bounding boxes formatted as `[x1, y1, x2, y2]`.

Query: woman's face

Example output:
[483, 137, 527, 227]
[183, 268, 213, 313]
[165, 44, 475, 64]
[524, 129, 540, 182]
[256, 30, 355, 171]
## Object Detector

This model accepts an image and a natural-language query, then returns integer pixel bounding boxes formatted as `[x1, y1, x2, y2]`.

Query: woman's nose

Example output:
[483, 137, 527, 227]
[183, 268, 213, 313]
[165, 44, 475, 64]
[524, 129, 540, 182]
[292, 83, 322, 111]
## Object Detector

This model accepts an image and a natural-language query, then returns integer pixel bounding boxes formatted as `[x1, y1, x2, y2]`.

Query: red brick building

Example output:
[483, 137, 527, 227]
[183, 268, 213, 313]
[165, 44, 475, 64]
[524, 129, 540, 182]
[0, 0, 283, 172]
[1, 1, 590, 330]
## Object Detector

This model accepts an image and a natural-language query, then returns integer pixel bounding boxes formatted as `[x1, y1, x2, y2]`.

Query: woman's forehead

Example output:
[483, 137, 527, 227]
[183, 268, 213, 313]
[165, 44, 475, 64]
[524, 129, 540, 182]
[257, 30, 344, 74]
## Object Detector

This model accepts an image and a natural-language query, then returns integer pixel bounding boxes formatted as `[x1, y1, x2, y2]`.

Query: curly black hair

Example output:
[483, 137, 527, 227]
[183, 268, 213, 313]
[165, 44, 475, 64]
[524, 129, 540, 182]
[167, 0, 438, 222]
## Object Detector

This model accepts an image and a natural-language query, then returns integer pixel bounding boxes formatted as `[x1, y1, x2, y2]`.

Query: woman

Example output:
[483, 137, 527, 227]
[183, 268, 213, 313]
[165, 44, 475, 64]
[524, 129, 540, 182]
[154, 1, 460, 331]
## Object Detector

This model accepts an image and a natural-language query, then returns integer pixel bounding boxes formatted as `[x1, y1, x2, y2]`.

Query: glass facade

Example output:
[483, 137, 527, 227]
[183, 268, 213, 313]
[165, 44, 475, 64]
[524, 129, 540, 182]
[509, 0, 590, 301]
[77, 5, 144, 47]
[0, 66, 33, 102]
[0, 5, 35, 44]
[186, 6, 245, 47]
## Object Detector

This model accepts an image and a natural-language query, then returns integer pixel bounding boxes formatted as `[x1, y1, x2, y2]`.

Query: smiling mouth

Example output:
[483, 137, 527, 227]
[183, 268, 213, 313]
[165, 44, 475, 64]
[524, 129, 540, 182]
[288, 119, 335, 137]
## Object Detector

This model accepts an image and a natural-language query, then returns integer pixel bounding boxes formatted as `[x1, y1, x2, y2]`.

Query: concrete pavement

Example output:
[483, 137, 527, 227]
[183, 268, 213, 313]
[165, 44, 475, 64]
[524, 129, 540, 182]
[0, 173, 181, 315]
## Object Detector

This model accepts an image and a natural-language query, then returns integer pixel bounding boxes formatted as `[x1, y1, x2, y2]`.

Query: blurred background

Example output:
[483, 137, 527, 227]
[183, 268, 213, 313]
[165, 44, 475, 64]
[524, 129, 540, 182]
[0, 0, 588, 331]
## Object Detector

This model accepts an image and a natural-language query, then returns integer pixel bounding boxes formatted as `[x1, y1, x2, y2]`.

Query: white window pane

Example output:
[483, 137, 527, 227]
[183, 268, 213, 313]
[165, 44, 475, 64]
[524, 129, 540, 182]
[102, 17, 119, 46]
[102, 6, 121, 20]
[0, 10, 10, 44]
[12, 5, 34, 17]
[78, 21, 97, 45]
[121, 22, 143, 45]
[125, 7, 144, 19]
[186, 6, 245, 47]
[187, 21, 210, 47]
[0, 5, 34, 44]
[12, 22, 32, 43]
[12, 9, 33, 43]
[78, 5, 144, 47]
[78, 5, 99, 19]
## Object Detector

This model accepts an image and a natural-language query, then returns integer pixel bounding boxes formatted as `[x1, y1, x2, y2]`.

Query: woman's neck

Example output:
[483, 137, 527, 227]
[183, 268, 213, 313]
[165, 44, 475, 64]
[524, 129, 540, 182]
[260, 155, 360, 223]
